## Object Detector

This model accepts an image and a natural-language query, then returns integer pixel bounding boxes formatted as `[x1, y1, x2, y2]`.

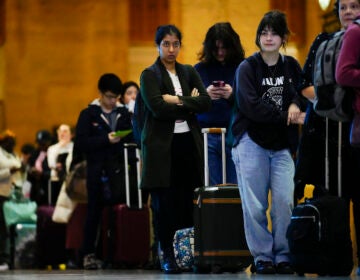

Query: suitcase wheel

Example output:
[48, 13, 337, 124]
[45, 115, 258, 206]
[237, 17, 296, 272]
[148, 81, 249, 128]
[229, 266, 242, 273]
[210, 264, 222, 274]
[193, 265, 211, 274]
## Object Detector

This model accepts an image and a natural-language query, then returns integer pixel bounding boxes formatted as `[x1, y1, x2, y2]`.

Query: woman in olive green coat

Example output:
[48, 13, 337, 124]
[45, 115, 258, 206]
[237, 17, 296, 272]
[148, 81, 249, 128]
[139, 25, 211, 274]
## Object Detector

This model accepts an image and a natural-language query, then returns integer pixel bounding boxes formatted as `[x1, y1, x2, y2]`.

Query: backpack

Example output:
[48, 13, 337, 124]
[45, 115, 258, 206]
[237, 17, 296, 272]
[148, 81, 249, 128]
[313, 30, 353, 122]
[132, 63, 190, 147]
[287, 195, 353, 276]
[132, 64, 162, 147]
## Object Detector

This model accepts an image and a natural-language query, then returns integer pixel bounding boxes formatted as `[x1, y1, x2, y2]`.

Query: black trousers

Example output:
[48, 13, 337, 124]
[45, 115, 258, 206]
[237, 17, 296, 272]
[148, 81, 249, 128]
[81, 167, 103, 257]
[150, 132, 202, 251]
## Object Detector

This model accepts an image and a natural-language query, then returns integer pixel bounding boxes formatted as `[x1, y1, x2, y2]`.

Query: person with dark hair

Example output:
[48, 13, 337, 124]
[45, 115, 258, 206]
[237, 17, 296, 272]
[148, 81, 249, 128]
[74, 73, 132, 269]
[19, 143, 36, 198]
[28, 129, 53, 205]
[21, 143, 36, 158]
[119, 80, 151, 216]
[295, 0, 360, 273]
[336, 13, 360, 275]
[119, 81, 139, 113]
[295, 0, 360, 199]
[231, 10, 304, 274]
[195, 22, 245, 185]
[0, 130, 23, 271]
[139, 24, 211, 274]
[336, 8, 360, 276]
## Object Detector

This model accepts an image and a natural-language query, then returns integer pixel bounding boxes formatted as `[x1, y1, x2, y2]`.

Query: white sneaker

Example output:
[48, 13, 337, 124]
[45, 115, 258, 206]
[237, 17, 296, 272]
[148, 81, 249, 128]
[0, 263, 9, 271]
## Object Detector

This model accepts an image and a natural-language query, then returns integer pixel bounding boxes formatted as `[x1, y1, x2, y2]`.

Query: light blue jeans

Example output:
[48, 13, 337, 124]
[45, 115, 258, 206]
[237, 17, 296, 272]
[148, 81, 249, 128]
[231, 132, 294, 265]
[207, 133, 237, 185]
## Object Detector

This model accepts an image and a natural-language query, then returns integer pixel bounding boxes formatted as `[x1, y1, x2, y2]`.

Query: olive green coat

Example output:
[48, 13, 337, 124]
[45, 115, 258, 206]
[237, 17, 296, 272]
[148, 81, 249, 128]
[139, 58, 211, 189]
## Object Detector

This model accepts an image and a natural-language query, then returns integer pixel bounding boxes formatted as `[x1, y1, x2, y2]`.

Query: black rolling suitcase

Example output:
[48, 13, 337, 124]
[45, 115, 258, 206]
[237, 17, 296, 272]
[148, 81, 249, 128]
[193, 128, 252, 273]
[287, 119, 353, 276]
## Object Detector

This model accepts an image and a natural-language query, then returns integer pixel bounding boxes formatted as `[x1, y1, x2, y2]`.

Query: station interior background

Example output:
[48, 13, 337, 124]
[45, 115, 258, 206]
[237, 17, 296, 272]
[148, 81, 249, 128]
[0, 0, 357, 270]
[0, 0, 341, 148]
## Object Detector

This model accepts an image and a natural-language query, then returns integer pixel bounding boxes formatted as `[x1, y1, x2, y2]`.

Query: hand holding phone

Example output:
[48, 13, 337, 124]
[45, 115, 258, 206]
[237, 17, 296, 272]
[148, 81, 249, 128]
[212, 80, 225, 87]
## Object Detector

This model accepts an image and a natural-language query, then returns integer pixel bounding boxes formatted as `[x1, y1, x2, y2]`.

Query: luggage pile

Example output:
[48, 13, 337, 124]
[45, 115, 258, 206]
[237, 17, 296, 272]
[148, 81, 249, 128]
[287, 120, 353, 276]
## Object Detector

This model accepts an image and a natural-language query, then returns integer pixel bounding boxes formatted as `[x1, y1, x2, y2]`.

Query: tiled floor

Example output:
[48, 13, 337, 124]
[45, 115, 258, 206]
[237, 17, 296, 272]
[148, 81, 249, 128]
[0, 268, 360, 280]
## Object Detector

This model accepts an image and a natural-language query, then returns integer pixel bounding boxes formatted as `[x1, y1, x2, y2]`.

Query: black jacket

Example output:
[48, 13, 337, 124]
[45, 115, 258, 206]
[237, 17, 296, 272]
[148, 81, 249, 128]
[231, 52, 303, 153]
[74, 99, 132, 184]
[139, 58, 211, 189]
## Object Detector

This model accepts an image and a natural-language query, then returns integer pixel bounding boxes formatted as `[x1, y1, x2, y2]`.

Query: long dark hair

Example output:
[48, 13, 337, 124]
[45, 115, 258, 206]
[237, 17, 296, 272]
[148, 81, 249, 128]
[334, 0, 340, 16]
[197, 22, 245, 65]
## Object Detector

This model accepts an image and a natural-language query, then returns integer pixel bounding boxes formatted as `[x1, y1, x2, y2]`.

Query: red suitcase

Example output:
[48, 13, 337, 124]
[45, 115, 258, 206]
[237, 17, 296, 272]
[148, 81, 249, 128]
[102, 143, 150, 267]
[64, 202, 87, 268]
[36, 183, 67, 268]
[66, 203, 87, 250]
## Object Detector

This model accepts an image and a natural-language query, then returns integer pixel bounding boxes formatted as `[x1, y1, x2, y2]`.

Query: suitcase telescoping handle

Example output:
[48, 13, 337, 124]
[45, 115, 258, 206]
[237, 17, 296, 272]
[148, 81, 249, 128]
[201, 128, 226, 187]
[325, 118, 342, 196]
[48, 179, 52, 206]
[124, 143, 143, 209]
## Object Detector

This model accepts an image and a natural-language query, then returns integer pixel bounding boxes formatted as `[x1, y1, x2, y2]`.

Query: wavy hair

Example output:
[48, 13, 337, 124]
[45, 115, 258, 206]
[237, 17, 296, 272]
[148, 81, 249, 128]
[197, 22, 245, 65]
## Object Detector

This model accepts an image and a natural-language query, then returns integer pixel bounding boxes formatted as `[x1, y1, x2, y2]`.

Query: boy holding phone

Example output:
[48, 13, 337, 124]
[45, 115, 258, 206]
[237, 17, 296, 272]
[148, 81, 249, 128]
[73, 73, 132, 269]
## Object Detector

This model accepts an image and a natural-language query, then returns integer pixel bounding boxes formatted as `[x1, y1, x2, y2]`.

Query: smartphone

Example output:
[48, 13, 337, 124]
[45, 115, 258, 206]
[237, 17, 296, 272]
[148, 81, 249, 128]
[212, 80, 225, 87]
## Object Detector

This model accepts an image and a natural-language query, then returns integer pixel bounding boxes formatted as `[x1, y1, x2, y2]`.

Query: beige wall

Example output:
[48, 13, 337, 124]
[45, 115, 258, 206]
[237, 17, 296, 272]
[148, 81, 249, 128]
[4, 0, 129, 147]
[128, 0, 327, 83]
[2, 0, 329, 150]
[0, 48, 4, 99]
[128, 0, 269, 84]
[180, 0, 269, 64]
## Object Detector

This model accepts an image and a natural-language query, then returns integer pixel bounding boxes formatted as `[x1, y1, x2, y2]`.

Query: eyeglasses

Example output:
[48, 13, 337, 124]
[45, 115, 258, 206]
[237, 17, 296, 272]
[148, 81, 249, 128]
[103, 93, 118, 99]
[161, 40, 181, 49]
